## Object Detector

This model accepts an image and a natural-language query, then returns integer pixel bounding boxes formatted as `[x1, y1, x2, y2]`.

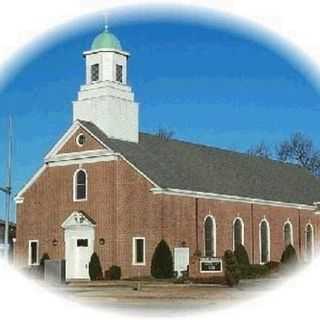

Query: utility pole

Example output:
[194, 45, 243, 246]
[0, 116, 13, 261]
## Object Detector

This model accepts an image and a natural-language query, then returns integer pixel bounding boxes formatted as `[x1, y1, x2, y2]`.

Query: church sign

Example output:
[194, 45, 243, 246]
[200, 257, 223, 273]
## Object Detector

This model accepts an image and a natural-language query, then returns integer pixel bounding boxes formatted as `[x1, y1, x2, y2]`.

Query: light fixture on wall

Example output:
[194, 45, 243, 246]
[99, 238, 105, 245]
[52, 239, 58, 246]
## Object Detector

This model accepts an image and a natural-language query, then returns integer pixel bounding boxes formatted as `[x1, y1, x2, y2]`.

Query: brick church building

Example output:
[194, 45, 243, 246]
[15, 28, 320, 280]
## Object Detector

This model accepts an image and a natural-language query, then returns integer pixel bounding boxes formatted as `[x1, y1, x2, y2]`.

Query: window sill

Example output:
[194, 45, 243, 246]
[73, 198, 88, 202]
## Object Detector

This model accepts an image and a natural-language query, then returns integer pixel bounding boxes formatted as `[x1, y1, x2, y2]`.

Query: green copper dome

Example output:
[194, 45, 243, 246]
[91, 30, 122, 51]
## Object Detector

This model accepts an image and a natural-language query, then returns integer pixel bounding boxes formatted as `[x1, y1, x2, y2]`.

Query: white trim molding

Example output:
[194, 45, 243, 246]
[151, 188, 316, 211]
[47, 150, 119, 167]
[232, 216, 245, 250]
[83, 48, 130, 57]
[132, 237, 146, 266]
[259, 218, 271, 264]
[28, 240, 39, 266]
[203, 215, 216, 257]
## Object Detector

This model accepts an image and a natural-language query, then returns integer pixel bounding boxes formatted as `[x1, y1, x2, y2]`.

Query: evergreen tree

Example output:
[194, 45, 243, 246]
[281, 244, 298, 265]
[234, 244, 250, 266]
[89, 252, 103, 281]
[39, 253, 50, 278]
[151, 240, 174, 279]
[223, 250, 240, 287]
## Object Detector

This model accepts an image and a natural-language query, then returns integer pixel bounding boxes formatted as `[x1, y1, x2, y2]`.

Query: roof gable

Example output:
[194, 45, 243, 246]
[45, 120, 112, 160]
[57, 127, 105, 154]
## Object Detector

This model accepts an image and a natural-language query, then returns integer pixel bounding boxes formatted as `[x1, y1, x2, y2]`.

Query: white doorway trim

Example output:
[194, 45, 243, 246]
[62, 211, 96, 280]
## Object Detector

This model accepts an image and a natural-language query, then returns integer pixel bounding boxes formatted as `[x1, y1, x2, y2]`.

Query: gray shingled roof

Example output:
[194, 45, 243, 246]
[81, 121, 320, 205]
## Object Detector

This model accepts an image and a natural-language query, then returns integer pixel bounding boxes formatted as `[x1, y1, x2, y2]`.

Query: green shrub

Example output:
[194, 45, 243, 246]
[281, 244, 298, 266]
[104, 270, 111, 280]
[234, 244, 250, 266]
[151, 240, 174, 279]
[265, 260, 280, 272]
[109, 265, 121, 280]
[89, 252, 103, 281]
[239, 264, 269, 279]
[223, 250, 240, 287]
[40, 253, 50, 269]
[39, 253, 50, 278]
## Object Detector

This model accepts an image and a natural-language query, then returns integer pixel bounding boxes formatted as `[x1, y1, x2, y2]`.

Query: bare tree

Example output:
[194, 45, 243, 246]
[156, 128, 175, 141]
[276, 132, 320, 176]
[247, 132, 320, 176]
[247, 141, 272, 159]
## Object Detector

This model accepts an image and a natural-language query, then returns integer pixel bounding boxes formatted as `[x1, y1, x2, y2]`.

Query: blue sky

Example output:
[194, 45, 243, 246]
[0, 16, 320, 220]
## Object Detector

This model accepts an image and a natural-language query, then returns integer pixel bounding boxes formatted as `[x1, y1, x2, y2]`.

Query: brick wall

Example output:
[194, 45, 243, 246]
[16, 155, 320, 278]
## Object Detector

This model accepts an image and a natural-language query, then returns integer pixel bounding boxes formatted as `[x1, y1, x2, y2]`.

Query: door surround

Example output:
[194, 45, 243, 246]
[61, 211, 96, 280]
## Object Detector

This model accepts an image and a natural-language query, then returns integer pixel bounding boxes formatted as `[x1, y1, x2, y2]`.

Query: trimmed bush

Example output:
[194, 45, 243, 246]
[223, 250, 240, 287]
[239, 264, 269, 279]
[265, 261, 280, 272]
[104, 270, 111, 280]
[109, 265, 121, 280]
[234, 244, 250, 266]
[88, 252, 103, 281]
[40, 253, 50, 271]
[281, 244, 298, 266]
[35, 253, 50, 279]
[151, 240, 174, 279]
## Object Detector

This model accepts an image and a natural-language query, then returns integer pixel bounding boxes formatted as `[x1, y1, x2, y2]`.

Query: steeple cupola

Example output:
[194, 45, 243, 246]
[73, 27, 139, 143]
[91, 28, 122, 51]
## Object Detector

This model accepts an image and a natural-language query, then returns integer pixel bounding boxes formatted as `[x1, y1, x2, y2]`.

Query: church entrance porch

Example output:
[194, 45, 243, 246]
[62, 211, 96, 280]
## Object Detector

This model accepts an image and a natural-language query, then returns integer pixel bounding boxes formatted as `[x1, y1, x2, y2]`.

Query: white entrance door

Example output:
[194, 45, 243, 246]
[66, 237, 93, 279]
[62, 211, 95, 280]
[174, 247, 190, 277]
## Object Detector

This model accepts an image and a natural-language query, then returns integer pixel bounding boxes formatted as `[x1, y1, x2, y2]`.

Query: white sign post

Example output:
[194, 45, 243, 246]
[174, 247, 190, 277]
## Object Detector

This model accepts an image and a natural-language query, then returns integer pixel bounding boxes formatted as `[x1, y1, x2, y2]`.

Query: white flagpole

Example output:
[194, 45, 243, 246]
[3, 116, 13, 261]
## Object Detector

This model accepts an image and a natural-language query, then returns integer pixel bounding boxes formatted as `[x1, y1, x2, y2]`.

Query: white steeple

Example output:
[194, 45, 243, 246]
[73, 27, 139, 143]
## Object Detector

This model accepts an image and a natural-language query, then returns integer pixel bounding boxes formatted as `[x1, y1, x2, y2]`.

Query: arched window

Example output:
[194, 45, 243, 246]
[204, 216, 216, 257]
[233, 217, 244, 250]
[74, 169, 87, 201]
[305, 224, 314, 261]
[260, 219, 270, 264]
[283, 221, 293, 247]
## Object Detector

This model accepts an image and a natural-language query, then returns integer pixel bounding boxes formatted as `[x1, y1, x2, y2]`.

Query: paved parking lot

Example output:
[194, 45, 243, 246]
[48, 276, 283, 314]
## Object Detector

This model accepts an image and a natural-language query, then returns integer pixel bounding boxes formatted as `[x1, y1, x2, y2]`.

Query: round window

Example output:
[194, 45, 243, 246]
[76, 133, 86, 146]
